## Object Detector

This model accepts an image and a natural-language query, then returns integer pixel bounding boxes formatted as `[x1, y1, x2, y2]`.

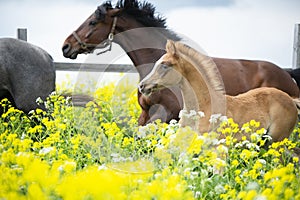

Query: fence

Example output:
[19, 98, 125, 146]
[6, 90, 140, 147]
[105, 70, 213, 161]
[293, 24, 300, 69]
[54, 62, 135, 73]
[17, 26, 300, 69]
[16, 28, 136, 73]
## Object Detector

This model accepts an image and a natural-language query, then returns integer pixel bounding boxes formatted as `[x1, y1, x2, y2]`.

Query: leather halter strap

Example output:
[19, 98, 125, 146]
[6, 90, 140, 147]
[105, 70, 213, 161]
[72, 17, 117, 55]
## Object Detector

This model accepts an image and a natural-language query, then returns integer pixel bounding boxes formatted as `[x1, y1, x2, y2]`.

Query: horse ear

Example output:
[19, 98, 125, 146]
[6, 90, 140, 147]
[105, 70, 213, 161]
[96, 5, 107, 21]
[166, 40, 177, 56]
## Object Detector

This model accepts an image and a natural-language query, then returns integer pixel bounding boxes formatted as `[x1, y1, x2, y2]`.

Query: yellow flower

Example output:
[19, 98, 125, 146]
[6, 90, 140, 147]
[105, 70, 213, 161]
[235, 176, 243, 185]
[59, 160, 77, 173]
[27, 183, 47, 200]
[249, 120, 260, 128]
[225, 135, 234, 146]
[35, 108, 44, 115]
[293, 157, 299, 163]
[262, 188, 272, 196]
[284, 188, 294, 199]
[256, 128, 266, 135]
[240, 149, 258, 163]
[27, 125, 44, 134]
[265, 149, 281, 157]
[122, 137, 134, 147]
[248, 169, 259, 179]
[237, 191, 247, 199]
[235, 169, 241, 176]
[232, 159, 239, 167]
[253, 160, 263, 170]
[271, 142, 280, 149]
[188, 135, 204, 155]
[244, 190, 257, 200]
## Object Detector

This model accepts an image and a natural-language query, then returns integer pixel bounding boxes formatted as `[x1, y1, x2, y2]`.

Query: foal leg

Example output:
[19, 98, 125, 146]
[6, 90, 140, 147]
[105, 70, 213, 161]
[267, 116, 297, 143]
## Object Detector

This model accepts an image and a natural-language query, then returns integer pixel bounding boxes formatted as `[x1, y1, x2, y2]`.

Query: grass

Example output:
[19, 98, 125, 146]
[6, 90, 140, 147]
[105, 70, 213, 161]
[0, 80, 299, 199]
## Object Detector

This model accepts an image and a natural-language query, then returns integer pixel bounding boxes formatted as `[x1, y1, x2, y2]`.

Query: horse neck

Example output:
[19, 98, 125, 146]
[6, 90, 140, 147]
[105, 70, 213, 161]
[127, 49, 166, 79]
[114, 23, 179, 79]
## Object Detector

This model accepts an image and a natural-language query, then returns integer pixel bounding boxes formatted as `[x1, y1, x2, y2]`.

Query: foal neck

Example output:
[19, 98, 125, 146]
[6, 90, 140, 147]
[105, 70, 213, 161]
[179, 59, 226, 132]
[180, 62, 212, 113]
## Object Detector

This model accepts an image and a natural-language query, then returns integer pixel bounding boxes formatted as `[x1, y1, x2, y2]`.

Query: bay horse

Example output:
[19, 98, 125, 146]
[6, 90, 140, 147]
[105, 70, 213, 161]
[62, 0, 300, 125]
[0, 38, 55, 115]
[139, 40, 300, 142]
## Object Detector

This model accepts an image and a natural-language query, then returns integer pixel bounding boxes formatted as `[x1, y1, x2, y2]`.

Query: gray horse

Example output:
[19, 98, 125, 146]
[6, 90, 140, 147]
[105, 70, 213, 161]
[0, 38, 55, 114]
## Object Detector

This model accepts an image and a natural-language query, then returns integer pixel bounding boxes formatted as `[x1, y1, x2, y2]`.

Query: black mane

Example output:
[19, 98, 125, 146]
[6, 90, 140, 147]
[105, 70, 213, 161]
[115, 0, 167, 28]
[96, 0, 180, 40]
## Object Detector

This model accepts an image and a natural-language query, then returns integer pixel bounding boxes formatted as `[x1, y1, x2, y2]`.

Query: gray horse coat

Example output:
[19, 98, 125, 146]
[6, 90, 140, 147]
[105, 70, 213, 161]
[0, 38, 55, 114]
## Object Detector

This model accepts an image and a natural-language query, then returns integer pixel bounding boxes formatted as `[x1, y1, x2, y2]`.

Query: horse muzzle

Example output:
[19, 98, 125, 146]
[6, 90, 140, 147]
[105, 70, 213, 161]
[62, 43, 77, 59]
[138, 82, 158, 96]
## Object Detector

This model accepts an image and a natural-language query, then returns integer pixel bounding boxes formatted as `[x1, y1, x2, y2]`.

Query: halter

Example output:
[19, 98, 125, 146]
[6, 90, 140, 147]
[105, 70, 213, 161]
[72, 17, 118, 55]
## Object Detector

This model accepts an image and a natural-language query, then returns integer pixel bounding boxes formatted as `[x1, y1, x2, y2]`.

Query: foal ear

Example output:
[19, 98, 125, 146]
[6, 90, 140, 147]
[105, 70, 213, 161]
[166, 40, 177, 56]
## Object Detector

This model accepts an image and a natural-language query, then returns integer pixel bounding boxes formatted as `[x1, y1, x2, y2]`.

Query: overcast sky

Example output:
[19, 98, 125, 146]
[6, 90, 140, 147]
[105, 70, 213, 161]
[0, 0, 299, 69]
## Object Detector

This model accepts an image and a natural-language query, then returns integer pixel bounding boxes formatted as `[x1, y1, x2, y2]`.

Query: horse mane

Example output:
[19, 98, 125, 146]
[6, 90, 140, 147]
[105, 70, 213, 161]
[174, 41, 225, 94]
[115, 0, 166, 28]
[97, 0, 180, 41]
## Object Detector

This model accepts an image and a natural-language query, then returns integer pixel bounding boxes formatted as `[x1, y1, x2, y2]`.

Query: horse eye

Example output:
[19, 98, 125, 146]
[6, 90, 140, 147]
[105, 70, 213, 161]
[89, 20, 97, 26]
[162, 64, 170, 70]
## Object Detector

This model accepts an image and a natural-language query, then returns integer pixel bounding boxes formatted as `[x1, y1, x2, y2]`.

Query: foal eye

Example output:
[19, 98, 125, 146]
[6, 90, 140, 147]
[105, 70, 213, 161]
[162, 64, 170, 70]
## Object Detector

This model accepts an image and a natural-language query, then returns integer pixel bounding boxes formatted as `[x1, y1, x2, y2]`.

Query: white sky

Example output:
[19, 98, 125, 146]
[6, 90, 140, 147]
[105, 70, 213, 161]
[0, 0, 299, 85]
[166, 0, 300, 68]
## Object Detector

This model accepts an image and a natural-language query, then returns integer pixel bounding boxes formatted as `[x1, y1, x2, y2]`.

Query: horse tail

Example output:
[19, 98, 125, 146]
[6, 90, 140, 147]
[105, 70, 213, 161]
[286, 68, 300, 89]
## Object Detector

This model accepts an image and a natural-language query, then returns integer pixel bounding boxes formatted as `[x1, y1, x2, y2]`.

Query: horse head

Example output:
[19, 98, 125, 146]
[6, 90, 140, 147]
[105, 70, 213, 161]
[62, 0, 177, 60]
[62, 2, 119, 59]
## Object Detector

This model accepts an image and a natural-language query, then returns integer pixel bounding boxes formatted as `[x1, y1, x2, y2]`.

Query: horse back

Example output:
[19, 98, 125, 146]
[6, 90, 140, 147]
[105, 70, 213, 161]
[213, 57, 299, 97]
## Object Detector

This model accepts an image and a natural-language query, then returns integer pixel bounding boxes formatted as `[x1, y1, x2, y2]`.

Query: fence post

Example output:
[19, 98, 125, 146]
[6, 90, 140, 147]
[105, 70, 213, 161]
[17, 28, 27, 41]
[293, 24, 300, 69]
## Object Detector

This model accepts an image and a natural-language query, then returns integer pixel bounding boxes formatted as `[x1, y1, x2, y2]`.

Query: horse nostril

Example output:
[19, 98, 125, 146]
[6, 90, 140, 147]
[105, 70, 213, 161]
[62, 43, 71, 54]
[138, 83, 145, 93]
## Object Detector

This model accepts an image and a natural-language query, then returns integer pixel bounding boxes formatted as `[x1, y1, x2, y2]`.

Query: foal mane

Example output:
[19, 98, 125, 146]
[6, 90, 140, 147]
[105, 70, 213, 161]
[174, 42, 225, 94]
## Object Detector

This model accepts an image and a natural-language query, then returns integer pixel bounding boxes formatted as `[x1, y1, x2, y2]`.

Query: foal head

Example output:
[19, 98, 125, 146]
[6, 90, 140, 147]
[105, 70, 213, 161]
[138, 40, 185, 96]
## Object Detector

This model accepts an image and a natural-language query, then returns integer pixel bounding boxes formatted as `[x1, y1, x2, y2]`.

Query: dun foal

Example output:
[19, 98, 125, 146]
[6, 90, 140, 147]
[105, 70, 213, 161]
[139, 40, 300, 142]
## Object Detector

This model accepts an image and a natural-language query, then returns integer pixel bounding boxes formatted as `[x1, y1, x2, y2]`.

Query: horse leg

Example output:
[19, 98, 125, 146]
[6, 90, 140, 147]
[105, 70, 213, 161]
[138, 109, 150, 126]
[147, 104, 168, 123]
[267, 115, 297, 143]
[12, 92, 43, 113]
[11, 77, 55, 113]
